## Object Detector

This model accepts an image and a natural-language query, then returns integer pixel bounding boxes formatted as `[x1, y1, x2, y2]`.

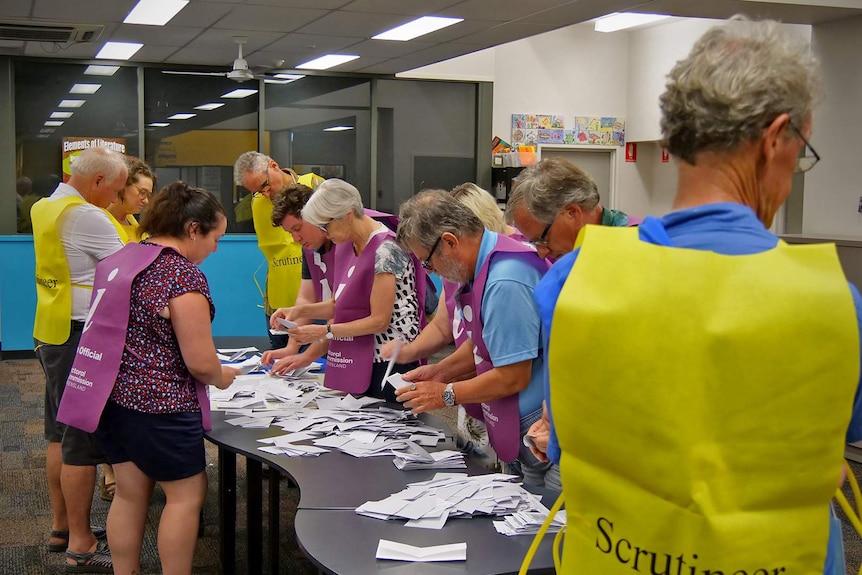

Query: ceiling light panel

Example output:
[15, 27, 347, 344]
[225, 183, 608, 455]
[44, 121, 64, 127]
[297, 54, 359, 70]
[148, 122, 170, 127]
[324, 126, 353, 132]
[594, 13, 671, 33]
[96, 42, 144, 60]
[59, 100, 86, 108]
[124, 0, 189, 26]
[167, 113, 196, 120]
[221, 89, 258, 99]
[70, 83, 101, 94]
[84, 65, 120, 76]
[194, 103, 224, 111]
[50, 112, 74, 119]
[373, 16, 463, 41]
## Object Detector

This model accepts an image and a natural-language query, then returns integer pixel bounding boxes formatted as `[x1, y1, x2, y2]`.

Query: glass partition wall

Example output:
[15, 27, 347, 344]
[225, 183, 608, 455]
[7, 58, 483, 234]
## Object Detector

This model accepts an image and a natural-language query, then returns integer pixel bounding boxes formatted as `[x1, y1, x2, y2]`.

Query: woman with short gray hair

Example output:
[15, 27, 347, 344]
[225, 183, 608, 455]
[284, 179, 425, 400]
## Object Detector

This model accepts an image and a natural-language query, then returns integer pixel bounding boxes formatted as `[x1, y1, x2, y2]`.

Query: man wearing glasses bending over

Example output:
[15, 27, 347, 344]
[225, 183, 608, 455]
[233, 151, 324, 348]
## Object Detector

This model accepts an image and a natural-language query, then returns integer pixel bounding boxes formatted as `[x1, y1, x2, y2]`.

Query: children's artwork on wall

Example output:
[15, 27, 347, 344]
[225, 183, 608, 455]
[512, 114, 625, 147]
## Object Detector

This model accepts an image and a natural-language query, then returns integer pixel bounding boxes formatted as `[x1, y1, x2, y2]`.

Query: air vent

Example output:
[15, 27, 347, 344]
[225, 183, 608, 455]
[0, 21, 104, 43]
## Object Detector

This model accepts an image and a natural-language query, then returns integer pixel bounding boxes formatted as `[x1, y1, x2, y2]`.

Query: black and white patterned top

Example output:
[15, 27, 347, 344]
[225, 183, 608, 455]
[372, 231, 420, 362]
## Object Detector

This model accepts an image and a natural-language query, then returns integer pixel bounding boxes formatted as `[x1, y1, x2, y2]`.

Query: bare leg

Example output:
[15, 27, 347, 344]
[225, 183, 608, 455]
[158, 471, 207, 575]
[47, 442, 68, 545]
[101, 463, 117, 500]
[61, 463, 98, 559]
[108, 461, 154, 575]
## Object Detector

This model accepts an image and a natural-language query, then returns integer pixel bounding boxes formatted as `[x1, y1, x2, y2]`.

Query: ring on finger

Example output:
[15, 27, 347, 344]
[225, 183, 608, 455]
[409, 383, 416, 391]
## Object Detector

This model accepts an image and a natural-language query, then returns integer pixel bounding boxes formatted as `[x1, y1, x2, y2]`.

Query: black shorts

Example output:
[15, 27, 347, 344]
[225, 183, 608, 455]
[96, 401, 206, 482]
[36, 323, 106, 466]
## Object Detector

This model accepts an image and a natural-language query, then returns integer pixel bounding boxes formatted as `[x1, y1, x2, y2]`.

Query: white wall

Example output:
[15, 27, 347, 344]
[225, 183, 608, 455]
[807, 15, 862, 238]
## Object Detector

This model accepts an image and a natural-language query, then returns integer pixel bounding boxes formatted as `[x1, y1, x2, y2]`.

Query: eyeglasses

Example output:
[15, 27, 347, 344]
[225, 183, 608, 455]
[315, 219, 335, 233]
[787, 120, 820, 174]
[529, 220, 554, 248]
[253, 169, 270, 197]
[133, 184, 152, 199]
[421, 236, 442, 270]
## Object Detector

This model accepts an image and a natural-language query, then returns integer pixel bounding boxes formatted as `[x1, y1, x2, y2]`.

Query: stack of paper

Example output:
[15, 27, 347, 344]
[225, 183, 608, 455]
[356, 473, 546, 530]
[493, 509, 566, 536]
[392, 442, 465, 471]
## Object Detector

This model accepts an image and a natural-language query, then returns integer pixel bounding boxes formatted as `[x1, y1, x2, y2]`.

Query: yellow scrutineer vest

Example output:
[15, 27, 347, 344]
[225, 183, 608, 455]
[548, 224, 859, 574]
[251, 172, 322, 314]
[31, 195, 126, 344]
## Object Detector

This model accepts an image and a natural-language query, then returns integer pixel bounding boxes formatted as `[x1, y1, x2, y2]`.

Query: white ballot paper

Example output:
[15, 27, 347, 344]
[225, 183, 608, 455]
[276, 318, 299, 329]
[375, 540, 466, 562]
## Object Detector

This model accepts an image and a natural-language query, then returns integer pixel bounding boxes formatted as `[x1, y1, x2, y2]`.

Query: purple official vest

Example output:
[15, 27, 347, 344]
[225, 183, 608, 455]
[450, 233, 548, 462]
[56, 243, 213, 432]
[304, 209, 400, 303]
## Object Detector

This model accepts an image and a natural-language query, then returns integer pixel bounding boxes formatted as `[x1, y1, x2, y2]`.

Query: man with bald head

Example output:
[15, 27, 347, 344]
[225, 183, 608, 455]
[32, 146, 128, 571]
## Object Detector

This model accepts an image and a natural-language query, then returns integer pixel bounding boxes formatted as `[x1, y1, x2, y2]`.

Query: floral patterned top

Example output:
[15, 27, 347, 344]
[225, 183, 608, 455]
[109, 242, 214, 414]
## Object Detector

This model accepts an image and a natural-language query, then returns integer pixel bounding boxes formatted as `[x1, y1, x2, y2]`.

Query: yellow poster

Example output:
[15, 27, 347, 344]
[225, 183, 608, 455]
[62, 137, 127, 182]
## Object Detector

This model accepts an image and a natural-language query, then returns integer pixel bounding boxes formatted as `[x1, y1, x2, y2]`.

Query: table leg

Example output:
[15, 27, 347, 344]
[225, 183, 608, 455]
[218, 447, 236, 575]
[268, 470, 280, 575]
[247, 459, 263, 574]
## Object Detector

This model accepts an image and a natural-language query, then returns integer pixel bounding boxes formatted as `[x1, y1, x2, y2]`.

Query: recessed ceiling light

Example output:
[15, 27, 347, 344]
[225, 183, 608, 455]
[40, 128, 55, 133]
[148, 122, 170, 127]
[594, 12, 670, 33]
[96, 42, 144, 61]
[37, 134, 51, 138]
[70, 83, 101, 94]
[44, 120, 64, 127]
[50, 111, 74, 119]
[373, 16, 463, 41]
[296, 54, 359, 71]
[124, 0, 189, 26]
[84, 65, 120, 76]
[323, 126, 354, 132]
[121, 132, 139, 138]
[167, 113, 196, 120]
[194, 102, 224, 111]
[221, 88, 258, 99]
[59, 100, 86, 108]
[273, 73, 304, 82]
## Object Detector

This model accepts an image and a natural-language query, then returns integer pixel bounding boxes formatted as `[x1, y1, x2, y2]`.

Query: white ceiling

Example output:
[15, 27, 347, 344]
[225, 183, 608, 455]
[2, 0, 862, 76]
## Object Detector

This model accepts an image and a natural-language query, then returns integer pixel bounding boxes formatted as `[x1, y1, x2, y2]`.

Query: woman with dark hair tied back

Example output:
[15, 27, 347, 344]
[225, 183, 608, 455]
[87, 181, 237, 575]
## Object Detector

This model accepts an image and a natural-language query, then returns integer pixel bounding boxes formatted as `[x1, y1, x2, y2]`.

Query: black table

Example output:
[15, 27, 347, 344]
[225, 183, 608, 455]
[206, 337, 557, 575]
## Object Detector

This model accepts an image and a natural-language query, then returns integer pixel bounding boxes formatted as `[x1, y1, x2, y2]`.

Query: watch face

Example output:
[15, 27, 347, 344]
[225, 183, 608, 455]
[443, 389, 455, 406]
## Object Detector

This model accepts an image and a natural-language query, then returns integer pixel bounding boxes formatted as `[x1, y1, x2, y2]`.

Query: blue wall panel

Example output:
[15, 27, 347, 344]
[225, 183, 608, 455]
[0, 235, 267, 352]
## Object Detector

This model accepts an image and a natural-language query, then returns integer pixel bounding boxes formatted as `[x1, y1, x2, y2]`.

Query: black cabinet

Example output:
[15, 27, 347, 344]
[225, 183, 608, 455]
[490, 166, 526, 204]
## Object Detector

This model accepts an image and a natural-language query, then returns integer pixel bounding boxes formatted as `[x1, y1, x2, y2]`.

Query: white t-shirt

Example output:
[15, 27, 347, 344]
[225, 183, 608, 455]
[50, 183, 124, 319]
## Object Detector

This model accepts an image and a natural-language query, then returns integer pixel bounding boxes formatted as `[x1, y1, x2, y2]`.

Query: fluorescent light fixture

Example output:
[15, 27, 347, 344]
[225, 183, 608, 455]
[70, 83, 101, 94]
[96, 42, 144, 60]
[124, 0, 189, 26]
[594, 12, 671, 33]
[37, 134, 51, 138]
[273, 74, 305, 81]
[44, 120, 64, 127]
[148, 122, 170, 127]
[194, 102, 224, 111]
[84, 65, 120, 76]
[50, 111, 74, 119]
[373, 16, 463, 41]
[167, 113, 196, 120]
[59, 100, 86, 108]
[221, 88, 258, 99]
[296, 54, 359, 70]
[40, 129, 55, 134]
[324, 126, 354, 132]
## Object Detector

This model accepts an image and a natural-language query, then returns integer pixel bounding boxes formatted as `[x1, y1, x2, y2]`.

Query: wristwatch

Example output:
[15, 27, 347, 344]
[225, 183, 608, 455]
[442, 383, 456, 407]
[325, 324, 334, 340]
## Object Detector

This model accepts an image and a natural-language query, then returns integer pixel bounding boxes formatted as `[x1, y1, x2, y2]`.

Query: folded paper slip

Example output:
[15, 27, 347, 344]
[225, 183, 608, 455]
[375, 540, 466, 562]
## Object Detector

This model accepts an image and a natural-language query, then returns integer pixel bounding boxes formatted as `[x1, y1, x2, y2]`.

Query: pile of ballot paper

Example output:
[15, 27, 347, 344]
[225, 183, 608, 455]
[492, 508, 567, 537]
[392, 442, 465, 470]
[355, 472, 548, 530]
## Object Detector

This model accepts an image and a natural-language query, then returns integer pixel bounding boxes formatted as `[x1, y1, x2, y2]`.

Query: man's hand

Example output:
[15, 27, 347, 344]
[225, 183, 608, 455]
[395, 380, 447, 414]
[402, 363, 446, 383]
[525, 402, 551, 462]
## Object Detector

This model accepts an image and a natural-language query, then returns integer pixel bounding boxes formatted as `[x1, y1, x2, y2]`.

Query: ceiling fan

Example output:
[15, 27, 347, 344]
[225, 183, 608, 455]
[162, 37, 285, 83]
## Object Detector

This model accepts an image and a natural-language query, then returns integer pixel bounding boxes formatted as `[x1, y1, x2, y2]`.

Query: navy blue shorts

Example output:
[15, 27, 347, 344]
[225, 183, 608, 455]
[95, 401, 206, 482]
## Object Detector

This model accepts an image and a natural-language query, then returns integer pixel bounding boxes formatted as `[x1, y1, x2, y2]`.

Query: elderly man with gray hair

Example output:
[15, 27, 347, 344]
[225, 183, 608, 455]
[535, 17, 862, 573]
[507, 157, 641, 260]
[394, 189, 559, 489]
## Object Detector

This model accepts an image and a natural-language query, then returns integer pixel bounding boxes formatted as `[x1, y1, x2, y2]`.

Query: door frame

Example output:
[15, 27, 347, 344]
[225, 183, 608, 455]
[537, 144, 619, 209]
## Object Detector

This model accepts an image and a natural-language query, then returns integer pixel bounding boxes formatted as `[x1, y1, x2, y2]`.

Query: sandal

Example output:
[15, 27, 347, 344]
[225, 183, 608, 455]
[98, 474, 116, 502]
[65, 541, 113, 573]
[47, 526, 107, 553]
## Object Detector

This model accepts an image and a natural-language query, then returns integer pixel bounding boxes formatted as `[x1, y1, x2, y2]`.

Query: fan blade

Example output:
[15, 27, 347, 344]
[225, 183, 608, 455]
[161, 70, 228, 77]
